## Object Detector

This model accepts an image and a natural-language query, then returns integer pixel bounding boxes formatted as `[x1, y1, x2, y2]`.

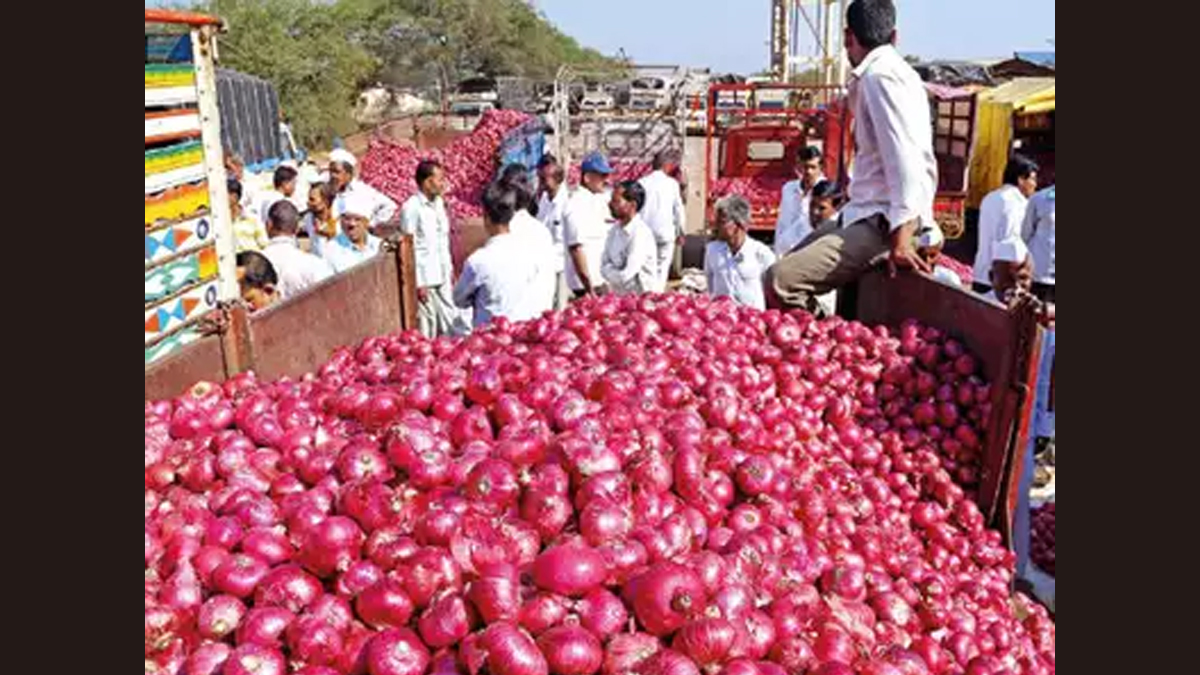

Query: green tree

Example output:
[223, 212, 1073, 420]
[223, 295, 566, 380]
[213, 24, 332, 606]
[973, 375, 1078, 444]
[201, 0, 377, 147]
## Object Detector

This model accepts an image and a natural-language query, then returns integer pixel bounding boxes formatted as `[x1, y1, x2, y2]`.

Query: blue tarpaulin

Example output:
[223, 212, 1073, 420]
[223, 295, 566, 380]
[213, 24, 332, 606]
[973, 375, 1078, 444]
[497, 119, 548, 176]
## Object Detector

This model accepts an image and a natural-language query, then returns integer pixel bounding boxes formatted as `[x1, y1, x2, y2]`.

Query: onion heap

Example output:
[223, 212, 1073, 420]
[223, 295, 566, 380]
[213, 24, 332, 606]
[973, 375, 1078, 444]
[709, 177, 791, 224]
[1029, 504, 1054, 578]
[358, 110, 533, 264]
[146, 293, 1055, 675]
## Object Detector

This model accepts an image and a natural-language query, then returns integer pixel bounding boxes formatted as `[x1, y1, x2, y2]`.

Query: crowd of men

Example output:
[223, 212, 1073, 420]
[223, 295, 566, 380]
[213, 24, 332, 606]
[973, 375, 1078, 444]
[228, 0, 1054, 340]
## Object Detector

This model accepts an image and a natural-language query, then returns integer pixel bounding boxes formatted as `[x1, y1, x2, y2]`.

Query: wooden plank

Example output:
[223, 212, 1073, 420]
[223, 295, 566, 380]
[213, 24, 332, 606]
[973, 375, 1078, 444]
[146, 214, 214, 266]
[145, 279, 220, 345]
[145, 86, 198, 108]
[146, 245, 219, 304]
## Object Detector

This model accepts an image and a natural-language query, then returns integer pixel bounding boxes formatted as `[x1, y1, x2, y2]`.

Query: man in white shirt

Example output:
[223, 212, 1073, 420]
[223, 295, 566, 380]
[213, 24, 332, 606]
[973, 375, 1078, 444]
[705, 195, 778, 310]
[328, 148, 399, 230]
[637, 150, 686, 292]
[562, 152, 615, 298]
[454, 182, 544, 328]
[400, 160, 458, 338]
[1021, 184, 1055, 304]
[601, 181, 658, 295]
[499, 163, 557, 313]
[773, 146, 827, 256]
[260, 200, 334, 300]
[255, 165, 299, 225]
[324, 191, 384, 274]
[972, 155, 1039, 293]
[536, 155, 571, 310]
[765, 0, 938, 312]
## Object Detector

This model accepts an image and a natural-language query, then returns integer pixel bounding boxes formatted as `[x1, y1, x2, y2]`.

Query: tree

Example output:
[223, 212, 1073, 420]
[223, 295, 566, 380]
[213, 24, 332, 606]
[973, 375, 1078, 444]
[201, 0, 378, 147]
[196, 0, 617, 147]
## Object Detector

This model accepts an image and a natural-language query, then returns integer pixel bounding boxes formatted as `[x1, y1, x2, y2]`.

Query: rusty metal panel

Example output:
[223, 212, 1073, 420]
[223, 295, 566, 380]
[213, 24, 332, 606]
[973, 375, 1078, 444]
[396, 237, 420, 331]
[854, 270, 1038, 533]
[247, 253, 403, 381]
[144, 333, 227, 400]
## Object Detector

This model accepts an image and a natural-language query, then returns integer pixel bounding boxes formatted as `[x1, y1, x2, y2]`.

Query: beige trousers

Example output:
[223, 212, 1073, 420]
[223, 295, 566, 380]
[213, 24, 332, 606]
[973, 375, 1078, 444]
[765, 214, 890, 313]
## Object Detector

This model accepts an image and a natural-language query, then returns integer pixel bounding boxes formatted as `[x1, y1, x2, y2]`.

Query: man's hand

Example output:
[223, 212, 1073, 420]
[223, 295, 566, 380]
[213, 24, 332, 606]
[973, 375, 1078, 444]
[887, 221, 933, 277]
[416, 287, 429, 304]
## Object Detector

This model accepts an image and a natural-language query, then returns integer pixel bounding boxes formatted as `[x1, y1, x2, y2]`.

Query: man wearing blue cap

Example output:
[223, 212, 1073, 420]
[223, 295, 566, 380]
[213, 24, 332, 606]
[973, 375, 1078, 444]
[562, 152, 616, 297]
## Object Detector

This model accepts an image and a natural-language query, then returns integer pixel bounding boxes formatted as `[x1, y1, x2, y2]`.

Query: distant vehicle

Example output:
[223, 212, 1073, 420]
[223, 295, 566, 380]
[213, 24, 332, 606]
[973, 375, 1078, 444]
[629, 76, 671, 111]
[579, 84, 615, 113]
[449, 76, 498, 116]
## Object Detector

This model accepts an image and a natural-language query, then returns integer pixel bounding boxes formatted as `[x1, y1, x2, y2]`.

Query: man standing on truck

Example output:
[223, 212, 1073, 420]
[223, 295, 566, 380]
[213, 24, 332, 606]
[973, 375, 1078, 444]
[328, 148, 399, 230]
[764, 0, 937, 313]
[562, 152, 616, 298]
[536, 155, 571, 310]
[773, 146, 827, 257]
[638, 150, 686, 292]
[972, 155, 1038, 294]
[401, 160, 458, 337]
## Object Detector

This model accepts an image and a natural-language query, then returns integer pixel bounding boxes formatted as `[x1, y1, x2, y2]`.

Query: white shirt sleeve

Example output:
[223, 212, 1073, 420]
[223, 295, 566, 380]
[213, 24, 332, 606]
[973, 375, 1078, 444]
[997, 194, 1026, 242]
[452, 258, 479, 309]
[858, 73, 933, 231]
[399, 200, 419, 236]
[562, 202, 583, 249]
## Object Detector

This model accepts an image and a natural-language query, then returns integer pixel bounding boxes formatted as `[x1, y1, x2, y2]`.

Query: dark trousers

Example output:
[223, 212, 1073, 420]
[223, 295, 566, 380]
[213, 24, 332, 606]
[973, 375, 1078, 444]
[1032, 282, 1055, 304]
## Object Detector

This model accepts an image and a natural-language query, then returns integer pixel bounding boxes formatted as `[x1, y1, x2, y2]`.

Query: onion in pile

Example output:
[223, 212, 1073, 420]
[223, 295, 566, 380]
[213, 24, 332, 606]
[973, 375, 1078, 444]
[146, 294, 1053, 675]
[1030, 502, 1055, 577]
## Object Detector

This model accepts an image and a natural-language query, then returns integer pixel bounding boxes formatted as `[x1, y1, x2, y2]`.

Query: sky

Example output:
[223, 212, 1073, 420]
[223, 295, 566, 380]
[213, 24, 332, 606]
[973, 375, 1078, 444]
[533, 0, 1054, 74]
[147, 0, 1054, 75]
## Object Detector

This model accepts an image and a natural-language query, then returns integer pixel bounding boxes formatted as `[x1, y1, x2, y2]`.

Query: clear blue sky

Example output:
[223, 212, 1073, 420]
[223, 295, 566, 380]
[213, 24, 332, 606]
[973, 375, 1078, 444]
[534, 0, 1054, 73]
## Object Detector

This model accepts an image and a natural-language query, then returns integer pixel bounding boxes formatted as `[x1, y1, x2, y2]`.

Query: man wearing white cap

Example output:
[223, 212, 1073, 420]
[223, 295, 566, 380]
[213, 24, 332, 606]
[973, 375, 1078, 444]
[914, 224, 966, 288]
[328, 148, 398, 229]
[324, 191, 384, 274]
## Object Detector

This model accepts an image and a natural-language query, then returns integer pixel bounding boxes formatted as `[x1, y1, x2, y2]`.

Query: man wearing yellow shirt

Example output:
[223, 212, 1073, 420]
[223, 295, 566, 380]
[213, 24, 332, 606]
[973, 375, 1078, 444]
[227, 178, 269, 252]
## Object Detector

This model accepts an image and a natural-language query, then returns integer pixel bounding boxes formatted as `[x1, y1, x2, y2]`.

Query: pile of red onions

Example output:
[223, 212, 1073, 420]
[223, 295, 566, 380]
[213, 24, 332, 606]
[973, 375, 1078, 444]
[359, 109, 532, 222]
[146, 293, 1054, 675]
[1029, 504, 1054, 578]
[709, 177, 791, 222]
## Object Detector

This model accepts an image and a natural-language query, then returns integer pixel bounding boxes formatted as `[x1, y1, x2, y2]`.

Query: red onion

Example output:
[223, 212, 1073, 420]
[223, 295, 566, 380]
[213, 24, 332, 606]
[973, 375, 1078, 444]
[237, 606, 296, 649]
[537, 625, 604, 675]
[627, 562, 706, 636]
[254, 564, 323, 614]
[478, 623, 550, 675]
[419, 592, 476, 648]
[367, 627, 432, 675]
[575, 588, 628, 640]
[603, 632, 661, 675]
[532, 544, 608, 597]
[197, 594, 246, 640]
[357, 579, 416, 629]
[672, 618, 740, 671]
[224, 644, 286, 675]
